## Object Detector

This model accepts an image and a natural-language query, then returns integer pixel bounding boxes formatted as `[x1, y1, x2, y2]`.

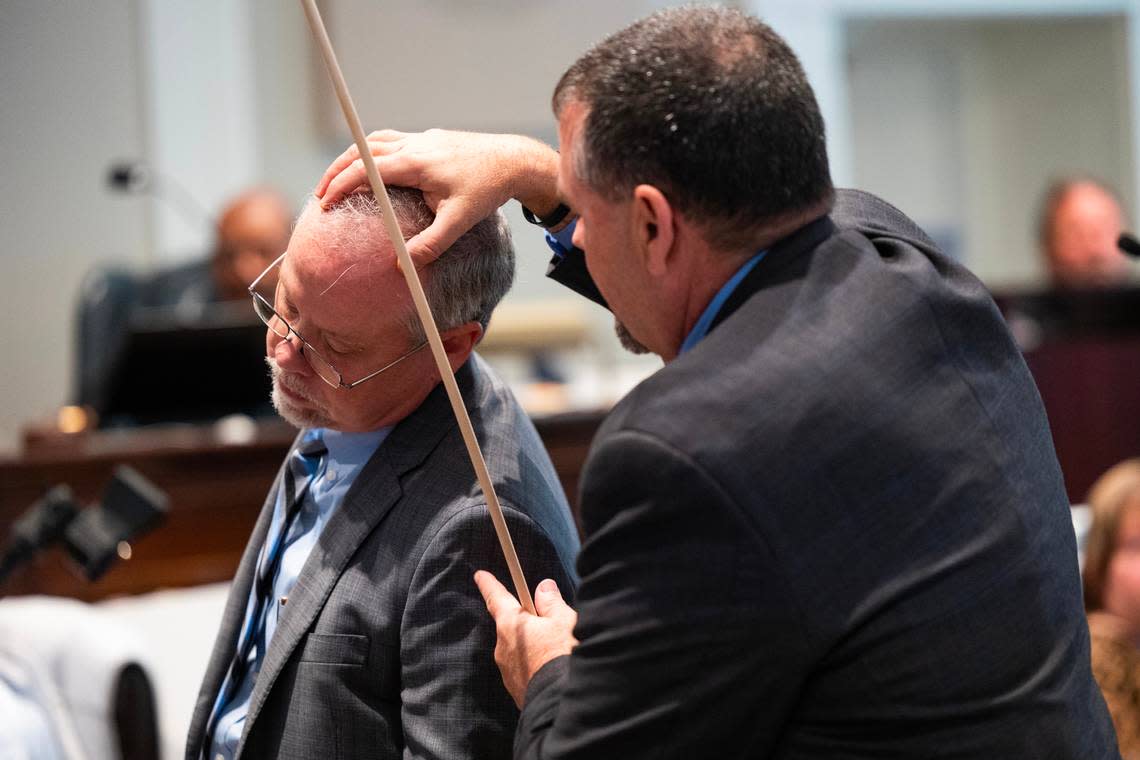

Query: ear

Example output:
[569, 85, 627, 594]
[439, 321, 484, 373]
[632, 185, 675, 277]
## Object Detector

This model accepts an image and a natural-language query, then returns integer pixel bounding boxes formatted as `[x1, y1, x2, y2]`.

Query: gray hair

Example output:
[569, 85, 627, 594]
[305, 188, 515, 342]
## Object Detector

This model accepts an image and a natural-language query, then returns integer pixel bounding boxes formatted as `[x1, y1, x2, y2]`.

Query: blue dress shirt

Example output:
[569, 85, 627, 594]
[545, 222, 577, 258]
[207, 426, 389, 760]
[545, 220, 766, 354]
[677, 251, 765, 354]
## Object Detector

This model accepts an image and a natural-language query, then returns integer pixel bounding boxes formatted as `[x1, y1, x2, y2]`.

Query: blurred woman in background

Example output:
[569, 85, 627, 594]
[1083, 458, 1140, 757]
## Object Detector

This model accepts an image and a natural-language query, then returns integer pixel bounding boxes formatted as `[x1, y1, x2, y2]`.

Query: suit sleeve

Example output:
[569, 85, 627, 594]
[515, 429, 815, 760]
[399, 503, 576, 760]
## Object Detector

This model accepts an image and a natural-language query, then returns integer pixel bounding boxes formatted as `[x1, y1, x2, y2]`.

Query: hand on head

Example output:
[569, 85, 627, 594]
[315, 129, 561, 267]
[473, 570, 578, 708]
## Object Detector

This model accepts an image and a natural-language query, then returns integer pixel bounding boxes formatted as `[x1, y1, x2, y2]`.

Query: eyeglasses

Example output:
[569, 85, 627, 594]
[249, 252, 427, 389]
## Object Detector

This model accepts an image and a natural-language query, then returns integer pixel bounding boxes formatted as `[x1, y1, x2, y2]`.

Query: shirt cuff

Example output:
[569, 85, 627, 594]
[544, 219, 578, 260]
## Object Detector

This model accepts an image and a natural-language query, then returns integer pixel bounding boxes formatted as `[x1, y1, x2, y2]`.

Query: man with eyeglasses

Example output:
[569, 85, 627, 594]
[185, 187, 580, 760]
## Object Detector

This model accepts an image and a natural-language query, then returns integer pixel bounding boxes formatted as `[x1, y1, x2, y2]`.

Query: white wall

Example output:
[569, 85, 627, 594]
[759, 0, 1140, 285]
[0, 1, 149, 450]
[845, 16, 1133, 285]
[141, 0, 261, 262]
[846, 22, 966, 258]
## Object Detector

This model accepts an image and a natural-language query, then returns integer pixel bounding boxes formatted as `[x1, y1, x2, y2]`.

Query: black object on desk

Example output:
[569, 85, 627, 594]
[64, 466, 169, 581]
[99, 306, 272, 427]
[0, 466, 168, 588]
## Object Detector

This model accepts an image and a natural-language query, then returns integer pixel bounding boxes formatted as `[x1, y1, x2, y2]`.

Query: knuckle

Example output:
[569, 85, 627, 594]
[420, 240, 442, 260]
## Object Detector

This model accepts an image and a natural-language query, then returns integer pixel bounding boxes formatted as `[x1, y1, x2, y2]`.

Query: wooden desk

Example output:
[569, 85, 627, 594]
[0, 412, 602, 601]
[1023, 336, 1140, 502]
[996, 288, 1140, 502]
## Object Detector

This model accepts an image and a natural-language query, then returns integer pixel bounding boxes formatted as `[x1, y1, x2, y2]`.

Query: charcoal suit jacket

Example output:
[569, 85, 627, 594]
[186, 355, 580, 760]
[519, 189, 1119, 758]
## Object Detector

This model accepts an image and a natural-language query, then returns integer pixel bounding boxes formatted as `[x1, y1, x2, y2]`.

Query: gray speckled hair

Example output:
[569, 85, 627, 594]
[303, 188, 515, 342]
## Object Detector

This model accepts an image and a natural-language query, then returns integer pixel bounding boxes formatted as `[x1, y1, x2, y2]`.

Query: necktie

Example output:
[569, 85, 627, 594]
[202, 436, 327, 758]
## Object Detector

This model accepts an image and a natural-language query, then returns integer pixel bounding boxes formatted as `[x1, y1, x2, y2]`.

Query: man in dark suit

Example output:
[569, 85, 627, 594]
[316, 7, 1117, 757]
[185, 188, 579, 760]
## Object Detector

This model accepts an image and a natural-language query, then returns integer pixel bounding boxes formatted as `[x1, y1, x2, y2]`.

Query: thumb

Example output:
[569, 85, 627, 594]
[534, 579, 574, 624]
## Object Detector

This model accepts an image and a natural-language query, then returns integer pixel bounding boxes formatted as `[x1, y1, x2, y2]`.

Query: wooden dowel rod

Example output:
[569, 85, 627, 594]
[299, 0, 535, 614]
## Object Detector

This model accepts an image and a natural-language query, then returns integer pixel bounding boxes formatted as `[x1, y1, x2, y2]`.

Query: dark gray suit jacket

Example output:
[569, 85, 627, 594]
[186, 355, 580, 760]
[521, 189, 1119, 758]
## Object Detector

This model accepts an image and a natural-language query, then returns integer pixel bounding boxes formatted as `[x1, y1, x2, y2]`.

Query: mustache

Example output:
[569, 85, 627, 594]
[265, 357, 316, 402]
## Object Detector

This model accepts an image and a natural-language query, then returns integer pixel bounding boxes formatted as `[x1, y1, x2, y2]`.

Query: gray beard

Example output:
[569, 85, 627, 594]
[613, 318, 651, 355]
[265, 357, 335, 430]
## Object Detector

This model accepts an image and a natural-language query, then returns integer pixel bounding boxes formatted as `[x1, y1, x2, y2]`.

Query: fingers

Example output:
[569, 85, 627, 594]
[474, 570, 522, 620]
[315, 132, 408, 197]
[319, 158, 368, 207]
[315, 143, 362, 197]
[320, 153, 420, 209]
[404, 201, 477, 266]
[367, 129, 406, 142]
[533, 578, 577, 629]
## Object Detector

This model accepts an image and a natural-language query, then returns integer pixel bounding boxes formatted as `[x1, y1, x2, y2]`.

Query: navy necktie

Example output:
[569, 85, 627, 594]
[202, 437, 327, 758]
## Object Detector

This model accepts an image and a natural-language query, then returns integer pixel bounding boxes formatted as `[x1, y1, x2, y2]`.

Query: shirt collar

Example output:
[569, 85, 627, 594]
[310, 426, 391, 468]
[678, 250, 766, 355]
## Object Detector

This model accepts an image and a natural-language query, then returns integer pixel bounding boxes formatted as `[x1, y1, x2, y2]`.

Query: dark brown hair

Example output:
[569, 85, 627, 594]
[552, 6, 833, 251]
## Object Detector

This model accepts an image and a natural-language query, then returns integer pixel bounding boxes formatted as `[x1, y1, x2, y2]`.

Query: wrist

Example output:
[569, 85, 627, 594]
[503, 136, 562, 218]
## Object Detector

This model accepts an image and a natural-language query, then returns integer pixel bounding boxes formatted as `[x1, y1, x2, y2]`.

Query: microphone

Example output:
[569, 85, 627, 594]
[63, 466, 168, 582]
[0, 487, 78, 585]
[0, 467, 168, 588]
[1117, 233, 1140, 259]
[107, 159, 217, 236]
[108, 161, 151, 193]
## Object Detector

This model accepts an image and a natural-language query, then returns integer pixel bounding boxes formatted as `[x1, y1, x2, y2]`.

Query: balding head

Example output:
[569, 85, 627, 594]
[1039, 178, 1129, 288]
[213, 187, 292, 300]
[294, 187, 514, 338]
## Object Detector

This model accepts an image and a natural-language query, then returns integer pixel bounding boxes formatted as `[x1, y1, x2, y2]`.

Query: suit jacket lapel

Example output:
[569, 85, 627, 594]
[236, 362, 477, 757]
[185, 443, 294, 760]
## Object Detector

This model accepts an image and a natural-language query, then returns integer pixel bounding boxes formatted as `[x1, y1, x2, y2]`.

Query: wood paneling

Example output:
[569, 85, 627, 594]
[0, 413, 600, 601]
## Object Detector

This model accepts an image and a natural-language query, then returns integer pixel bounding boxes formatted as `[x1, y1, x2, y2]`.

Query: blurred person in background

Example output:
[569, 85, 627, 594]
[1083, 458, 1140, 758]
[172, 187, 294, 307]
[75, 187, 292, 413]
[1039, 177, 1132, 289]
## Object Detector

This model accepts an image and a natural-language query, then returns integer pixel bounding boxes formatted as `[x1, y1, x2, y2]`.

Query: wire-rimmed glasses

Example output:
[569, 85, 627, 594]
[249, 252, 427, 389]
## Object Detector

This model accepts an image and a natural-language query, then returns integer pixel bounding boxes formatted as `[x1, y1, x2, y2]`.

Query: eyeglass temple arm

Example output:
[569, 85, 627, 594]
[249, 251, 289, 292]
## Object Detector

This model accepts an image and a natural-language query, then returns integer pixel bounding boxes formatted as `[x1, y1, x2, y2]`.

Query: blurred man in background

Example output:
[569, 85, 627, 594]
[75, 187, 292, 415]
[1039, 177, 1132, 288]
[182, 187, 293, 306]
